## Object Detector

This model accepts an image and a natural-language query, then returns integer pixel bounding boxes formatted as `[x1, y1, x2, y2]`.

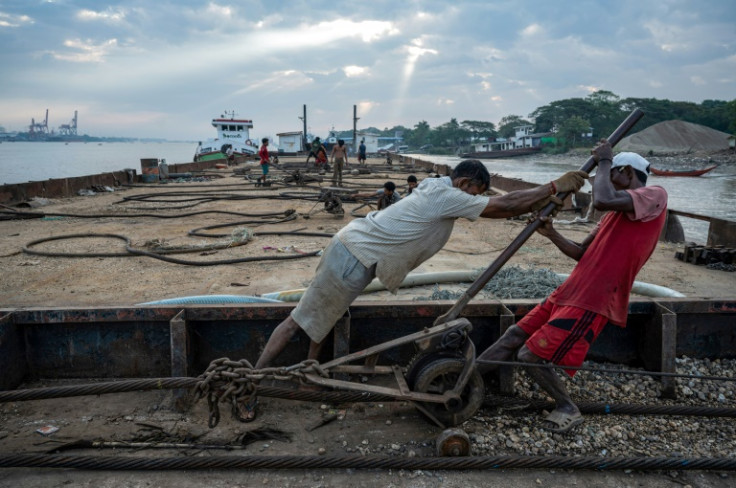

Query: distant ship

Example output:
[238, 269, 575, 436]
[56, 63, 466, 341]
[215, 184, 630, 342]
[194, 112, 261, 162]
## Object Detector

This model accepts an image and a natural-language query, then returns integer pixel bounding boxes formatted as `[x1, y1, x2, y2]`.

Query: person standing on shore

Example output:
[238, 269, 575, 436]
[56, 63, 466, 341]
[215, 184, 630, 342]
[477, 139, 668, 434]
[358, 139, 367, 165]
[330, 139, 348, 187]
[235, 160, 588, 421]
[257, 138, 270, 186]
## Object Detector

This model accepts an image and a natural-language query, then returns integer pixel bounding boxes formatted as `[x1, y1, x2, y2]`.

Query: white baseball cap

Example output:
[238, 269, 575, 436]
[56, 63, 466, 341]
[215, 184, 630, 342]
[611, 152, 651, 174]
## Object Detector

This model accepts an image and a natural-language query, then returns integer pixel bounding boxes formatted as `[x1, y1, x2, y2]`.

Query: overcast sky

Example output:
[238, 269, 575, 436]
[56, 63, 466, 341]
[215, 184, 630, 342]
[1, 0, 734, 141]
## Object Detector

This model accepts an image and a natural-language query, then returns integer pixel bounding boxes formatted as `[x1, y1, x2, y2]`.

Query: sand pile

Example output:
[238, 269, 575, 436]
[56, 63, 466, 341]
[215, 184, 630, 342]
[618, 120, 731, 154]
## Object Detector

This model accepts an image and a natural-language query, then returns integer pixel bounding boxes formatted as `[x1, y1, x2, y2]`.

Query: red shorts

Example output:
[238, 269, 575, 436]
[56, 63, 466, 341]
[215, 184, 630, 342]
[518, 300, 609, 377]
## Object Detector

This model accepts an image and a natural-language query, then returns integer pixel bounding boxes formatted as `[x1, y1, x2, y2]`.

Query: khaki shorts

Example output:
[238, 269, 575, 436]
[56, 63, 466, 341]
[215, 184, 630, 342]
[291, 237, 375, 343]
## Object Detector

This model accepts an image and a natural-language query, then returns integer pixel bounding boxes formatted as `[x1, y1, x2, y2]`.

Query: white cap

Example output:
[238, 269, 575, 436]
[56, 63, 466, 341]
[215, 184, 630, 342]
[611, 152, 650, 174]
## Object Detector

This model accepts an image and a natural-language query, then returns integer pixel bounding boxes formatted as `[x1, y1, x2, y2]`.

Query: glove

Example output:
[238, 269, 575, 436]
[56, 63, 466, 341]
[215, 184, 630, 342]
[530, 195, 564, 216]
[591, 138, 613, 162]
[551, 170, 588, 194]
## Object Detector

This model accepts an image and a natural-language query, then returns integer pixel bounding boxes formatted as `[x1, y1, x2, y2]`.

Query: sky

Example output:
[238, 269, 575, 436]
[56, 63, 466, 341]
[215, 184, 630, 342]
[0, 0, 734, 142]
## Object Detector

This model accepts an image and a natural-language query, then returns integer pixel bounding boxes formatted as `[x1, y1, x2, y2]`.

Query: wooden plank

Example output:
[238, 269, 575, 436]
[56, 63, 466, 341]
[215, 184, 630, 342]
[638, 301, 677, 399]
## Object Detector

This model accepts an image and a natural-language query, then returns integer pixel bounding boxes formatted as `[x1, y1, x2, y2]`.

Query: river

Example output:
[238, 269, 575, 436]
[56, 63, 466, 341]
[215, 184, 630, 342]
[1, 141, 734, 243]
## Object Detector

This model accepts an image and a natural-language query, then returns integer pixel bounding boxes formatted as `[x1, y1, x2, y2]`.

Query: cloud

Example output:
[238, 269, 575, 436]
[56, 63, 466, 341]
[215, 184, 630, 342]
[343, 65, 369, 78]
[46, 38, 119, 63]
[0, 11, 33, 28]
[0, 0, 733, 140]
[76, 8, 126, 23]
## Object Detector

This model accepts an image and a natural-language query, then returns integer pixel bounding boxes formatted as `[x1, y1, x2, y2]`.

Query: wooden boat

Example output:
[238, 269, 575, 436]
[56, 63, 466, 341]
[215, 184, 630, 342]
[650, 164, 718, 177]
[460, 147, 541, 159]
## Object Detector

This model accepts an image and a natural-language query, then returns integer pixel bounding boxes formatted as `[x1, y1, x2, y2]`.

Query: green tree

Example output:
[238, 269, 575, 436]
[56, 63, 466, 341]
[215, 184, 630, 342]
[406, 120, 431, 148]
[727, 99, 736, 134]
[555, 115, 591, 149]
[431, 118, 467, 149]
[461, 120, 497, 142]
[585, 90, 623, 138]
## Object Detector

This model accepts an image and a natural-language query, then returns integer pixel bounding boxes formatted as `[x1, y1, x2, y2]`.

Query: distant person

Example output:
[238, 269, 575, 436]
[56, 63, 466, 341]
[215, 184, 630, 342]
[305, 137, 321, 165]
[236, 160, 587, 421]
[225, 144, 234, 166]
[477, 140, 668, 434]
[194, 141, 202, 162]
[358, 139, 367, 165]
[315, 141, 328, 168]
[406, 175, 419, 195]
[257, 138, 270, 186]
[354, 181, 401, 210]
[330, 139, 348, 187]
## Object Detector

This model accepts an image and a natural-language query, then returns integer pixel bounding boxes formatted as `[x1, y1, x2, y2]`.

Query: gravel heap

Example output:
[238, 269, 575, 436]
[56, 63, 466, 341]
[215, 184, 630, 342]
[416, 265, 563, 301]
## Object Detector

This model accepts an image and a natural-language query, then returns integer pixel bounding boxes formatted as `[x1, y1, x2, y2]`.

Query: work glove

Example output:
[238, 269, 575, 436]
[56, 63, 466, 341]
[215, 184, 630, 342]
[530, 195, 564, 217]
[551, 170, 588, 194]
[592, 138, 613, 162]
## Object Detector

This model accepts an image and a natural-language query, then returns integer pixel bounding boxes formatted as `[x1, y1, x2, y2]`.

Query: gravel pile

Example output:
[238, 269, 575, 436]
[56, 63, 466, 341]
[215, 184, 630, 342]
[466, 356, 736, 459]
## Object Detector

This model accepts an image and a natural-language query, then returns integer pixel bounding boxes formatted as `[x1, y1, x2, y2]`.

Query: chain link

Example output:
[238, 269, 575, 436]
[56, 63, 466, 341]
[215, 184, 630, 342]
[194, 357, 330, 427]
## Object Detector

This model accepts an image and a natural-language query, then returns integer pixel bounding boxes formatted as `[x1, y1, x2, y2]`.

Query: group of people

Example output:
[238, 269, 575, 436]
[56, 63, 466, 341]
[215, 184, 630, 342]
[238, 139, 668, 435]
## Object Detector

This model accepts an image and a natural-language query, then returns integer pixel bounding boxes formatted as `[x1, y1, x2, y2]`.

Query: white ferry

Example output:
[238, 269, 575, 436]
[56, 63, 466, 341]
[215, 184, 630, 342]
[193, 112, 260, 162]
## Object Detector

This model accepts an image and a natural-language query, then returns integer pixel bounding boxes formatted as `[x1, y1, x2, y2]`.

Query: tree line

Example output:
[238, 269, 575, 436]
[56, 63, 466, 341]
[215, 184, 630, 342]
[346, 91, 736, 154]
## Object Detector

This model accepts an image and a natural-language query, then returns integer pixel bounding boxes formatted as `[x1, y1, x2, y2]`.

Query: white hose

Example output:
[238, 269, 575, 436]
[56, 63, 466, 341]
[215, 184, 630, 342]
[554, 273, 685, 298]
[261, 270, 685, 302]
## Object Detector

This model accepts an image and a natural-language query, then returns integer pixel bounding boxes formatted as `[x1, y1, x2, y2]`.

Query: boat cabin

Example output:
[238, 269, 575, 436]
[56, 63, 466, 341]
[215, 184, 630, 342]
[212, 117, 253, 143]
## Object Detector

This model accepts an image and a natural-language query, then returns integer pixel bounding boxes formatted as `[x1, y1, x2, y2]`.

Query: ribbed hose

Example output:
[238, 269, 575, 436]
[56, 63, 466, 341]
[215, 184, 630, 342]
[137, 295, 283, 305]
[261, 270, 685, 302]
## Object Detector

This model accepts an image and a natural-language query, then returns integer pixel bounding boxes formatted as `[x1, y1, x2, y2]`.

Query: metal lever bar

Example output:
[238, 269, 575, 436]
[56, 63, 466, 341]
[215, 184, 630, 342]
[434, 108, 645, 325]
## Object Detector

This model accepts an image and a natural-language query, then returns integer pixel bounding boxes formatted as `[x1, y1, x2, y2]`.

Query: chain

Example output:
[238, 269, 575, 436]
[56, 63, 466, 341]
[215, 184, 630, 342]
[194, 358, 330, 427]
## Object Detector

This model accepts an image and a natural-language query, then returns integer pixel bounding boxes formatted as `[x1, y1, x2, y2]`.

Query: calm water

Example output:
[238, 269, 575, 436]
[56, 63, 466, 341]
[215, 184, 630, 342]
[1, 142, 734, 243]
[0, 141, 197, 185]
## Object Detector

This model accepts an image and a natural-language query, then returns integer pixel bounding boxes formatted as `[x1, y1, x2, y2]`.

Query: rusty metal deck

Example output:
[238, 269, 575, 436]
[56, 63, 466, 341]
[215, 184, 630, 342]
[1, 298, 734, 392]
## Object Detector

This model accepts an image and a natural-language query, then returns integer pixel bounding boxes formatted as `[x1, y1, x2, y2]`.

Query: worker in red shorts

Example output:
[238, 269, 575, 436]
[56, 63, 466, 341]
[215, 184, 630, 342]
[477, 139, 668, 434]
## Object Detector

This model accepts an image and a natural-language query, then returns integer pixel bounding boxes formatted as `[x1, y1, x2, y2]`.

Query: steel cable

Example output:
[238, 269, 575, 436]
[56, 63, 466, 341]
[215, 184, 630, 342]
[2, 378, 736, 419]
[1, 453, 735, 471]
[22, 231, 331, 265]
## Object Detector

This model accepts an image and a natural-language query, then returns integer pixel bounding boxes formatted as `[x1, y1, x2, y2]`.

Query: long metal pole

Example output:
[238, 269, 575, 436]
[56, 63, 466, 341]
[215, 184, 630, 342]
[434, 108, 645, 325]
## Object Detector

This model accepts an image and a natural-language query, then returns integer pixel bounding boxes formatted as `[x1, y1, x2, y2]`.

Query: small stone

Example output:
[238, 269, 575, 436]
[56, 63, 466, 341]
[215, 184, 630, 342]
[385, 420, 392, 425]
[407, 450, 417, 457]
[318, 447, 326, 455]
[361, 439, 369, 445]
